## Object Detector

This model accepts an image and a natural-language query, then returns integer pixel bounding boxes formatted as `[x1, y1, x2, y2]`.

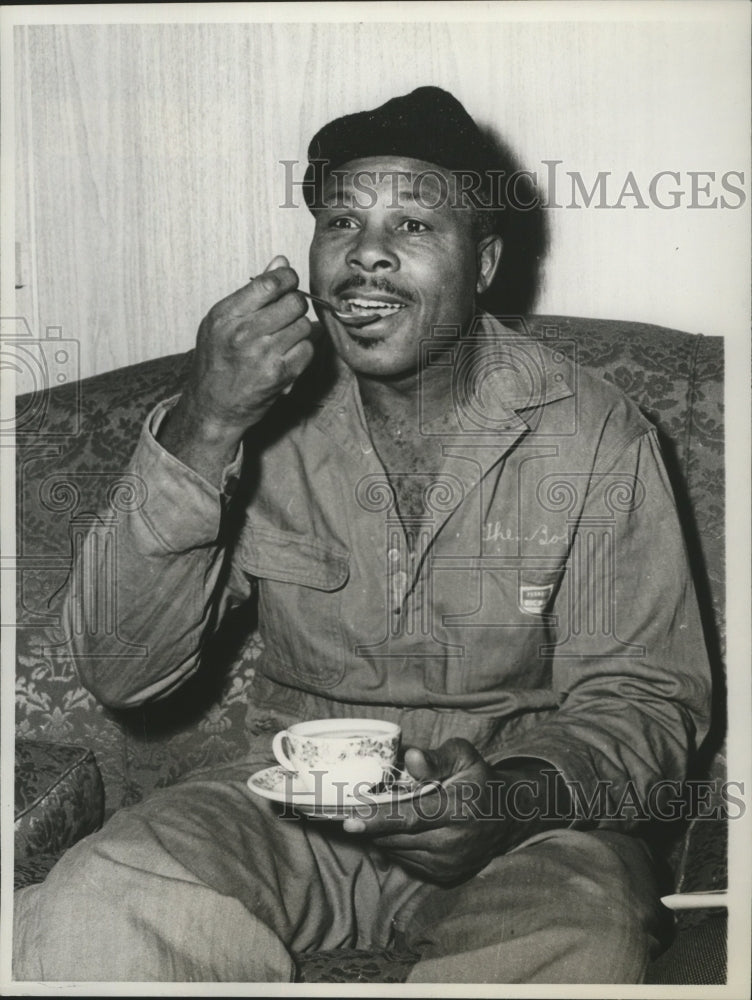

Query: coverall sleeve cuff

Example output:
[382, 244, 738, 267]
[486, 747, 593, 829]
[128, 396, 244, 553]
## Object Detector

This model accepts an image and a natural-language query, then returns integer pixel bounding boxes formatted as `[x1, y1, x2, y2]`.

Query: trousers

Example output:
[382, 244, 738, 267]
[13, 753, 669, 984]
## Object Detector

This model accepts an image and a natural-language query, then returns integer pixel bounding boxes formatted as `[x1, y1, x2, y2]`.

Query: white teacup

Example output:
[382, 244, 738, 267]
[271, 718, 401, 797]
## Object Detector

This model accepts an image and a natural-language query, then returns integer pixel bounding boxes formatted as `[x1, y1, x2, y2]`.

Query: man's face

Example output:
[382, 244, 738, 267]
[309, 156, 497, 381]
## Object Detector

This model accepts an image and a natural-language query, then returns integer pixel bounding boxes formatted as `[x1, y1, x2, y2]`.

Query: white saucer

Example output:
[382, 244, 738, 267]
[247, 764, 439, 820]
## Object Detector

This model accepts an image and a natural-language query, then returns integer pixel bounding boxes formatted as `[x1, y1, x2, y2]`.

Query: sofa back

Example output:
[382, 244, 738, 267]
[15, 316, 725, 820]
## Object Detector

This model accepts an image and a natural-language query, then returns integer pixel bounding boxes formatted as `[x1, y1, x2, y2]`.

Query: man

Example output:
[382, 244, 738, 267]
[14, 87, 711, 983]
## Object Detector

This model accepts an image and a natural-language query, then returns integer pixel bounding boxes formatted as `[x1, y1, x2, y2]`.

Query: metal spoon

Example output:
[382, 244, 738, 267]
[249, 274, 390, 328]
[299, 290, 389, 328]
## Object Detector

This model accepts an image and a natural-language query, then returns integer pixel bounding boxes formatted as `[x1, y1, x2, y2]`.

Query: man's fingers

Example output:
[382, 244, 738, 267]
[278, 336, 315, 385]
[228, 291, 307, 344]
[343, 816, 366, 834]
[366, 828, 450, 853]
[264, 254, 289, 272]
[403, 748, 438, 783]
[343, 784, 446, 837]
[205, 257, 304, 345]
[271, 314, 316, 357]
[375, 852, 444, 882]
[404, 740, 482, 784]
[234, 263, 300, 315]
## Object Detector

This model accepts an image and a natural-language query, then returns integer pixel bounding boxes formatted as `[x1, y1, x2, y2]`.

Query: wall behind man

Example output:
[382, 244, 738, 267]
[13, 13, 750, 382]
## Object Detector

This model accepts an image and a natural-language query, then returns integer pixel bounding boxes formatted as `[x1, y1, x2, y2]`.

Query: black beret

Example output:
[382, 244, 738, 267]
[303, 86, 498, 211]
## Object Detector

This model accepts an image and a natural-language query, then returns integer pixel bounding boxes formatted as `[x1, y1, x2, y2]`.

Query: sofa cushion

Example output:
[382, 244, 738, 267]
[295, 916, 728, 985]
[295, 947, 418, 983]
[13, 853, 60, 891]
[645, 913, 727, 985]
[14, 739, 104, 861]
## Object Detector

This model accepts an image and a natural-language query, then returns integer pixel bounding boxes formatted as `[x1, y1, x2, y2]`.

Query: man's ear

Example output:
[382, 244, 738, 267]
[476, 234, 503, 295]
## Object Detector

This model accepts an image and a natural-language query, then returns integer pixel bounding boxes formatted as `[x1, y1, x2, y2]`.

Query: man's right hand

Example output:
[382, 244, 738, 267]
[158, 255, 314, 484]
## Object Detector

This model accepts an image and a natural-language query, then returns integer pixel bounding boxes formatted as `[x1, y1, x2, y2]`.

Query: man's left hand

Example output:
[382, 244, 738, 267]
[341, 738, 566, 885]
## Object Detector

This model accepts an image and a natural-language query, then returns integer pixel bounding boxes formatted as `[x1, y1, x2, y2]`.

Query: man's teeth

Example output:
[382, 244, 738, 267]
[345, 298, 406, 314]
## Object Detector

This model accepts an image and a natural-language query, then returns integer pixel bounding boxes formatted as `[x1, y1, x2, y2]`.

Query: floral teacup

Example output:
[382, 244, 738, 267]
[271, 718, 401, 797]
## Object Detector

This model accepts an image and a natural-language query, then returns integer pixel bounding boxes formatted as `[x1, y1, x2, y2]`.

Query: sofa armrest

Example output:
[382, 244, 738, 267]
[15, 739, 105, 863]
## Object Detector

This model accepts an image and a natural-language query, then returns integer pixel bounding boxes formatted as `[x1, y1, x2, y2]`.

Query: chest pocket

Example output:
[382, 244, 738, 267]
[237, 524, 350, 689]
[430, 561, 563, 695]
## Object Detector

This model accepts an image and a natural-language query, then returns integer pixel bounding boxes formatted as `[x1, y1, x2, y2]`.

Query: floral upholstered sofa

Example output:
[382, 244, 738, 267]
[14, 314, 727, 984]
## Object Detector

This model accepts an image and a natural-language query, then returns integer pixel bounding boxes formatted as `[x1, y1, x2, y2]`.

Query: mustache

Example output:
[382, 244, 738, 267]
[331, 275, 416, 303]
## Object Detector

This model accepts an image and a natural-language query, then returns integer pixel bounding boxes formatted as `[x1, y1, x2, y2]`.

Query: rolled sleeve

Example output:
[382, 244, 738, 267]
[132, 396, 244, 553]
[62, 397, 249, 709]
